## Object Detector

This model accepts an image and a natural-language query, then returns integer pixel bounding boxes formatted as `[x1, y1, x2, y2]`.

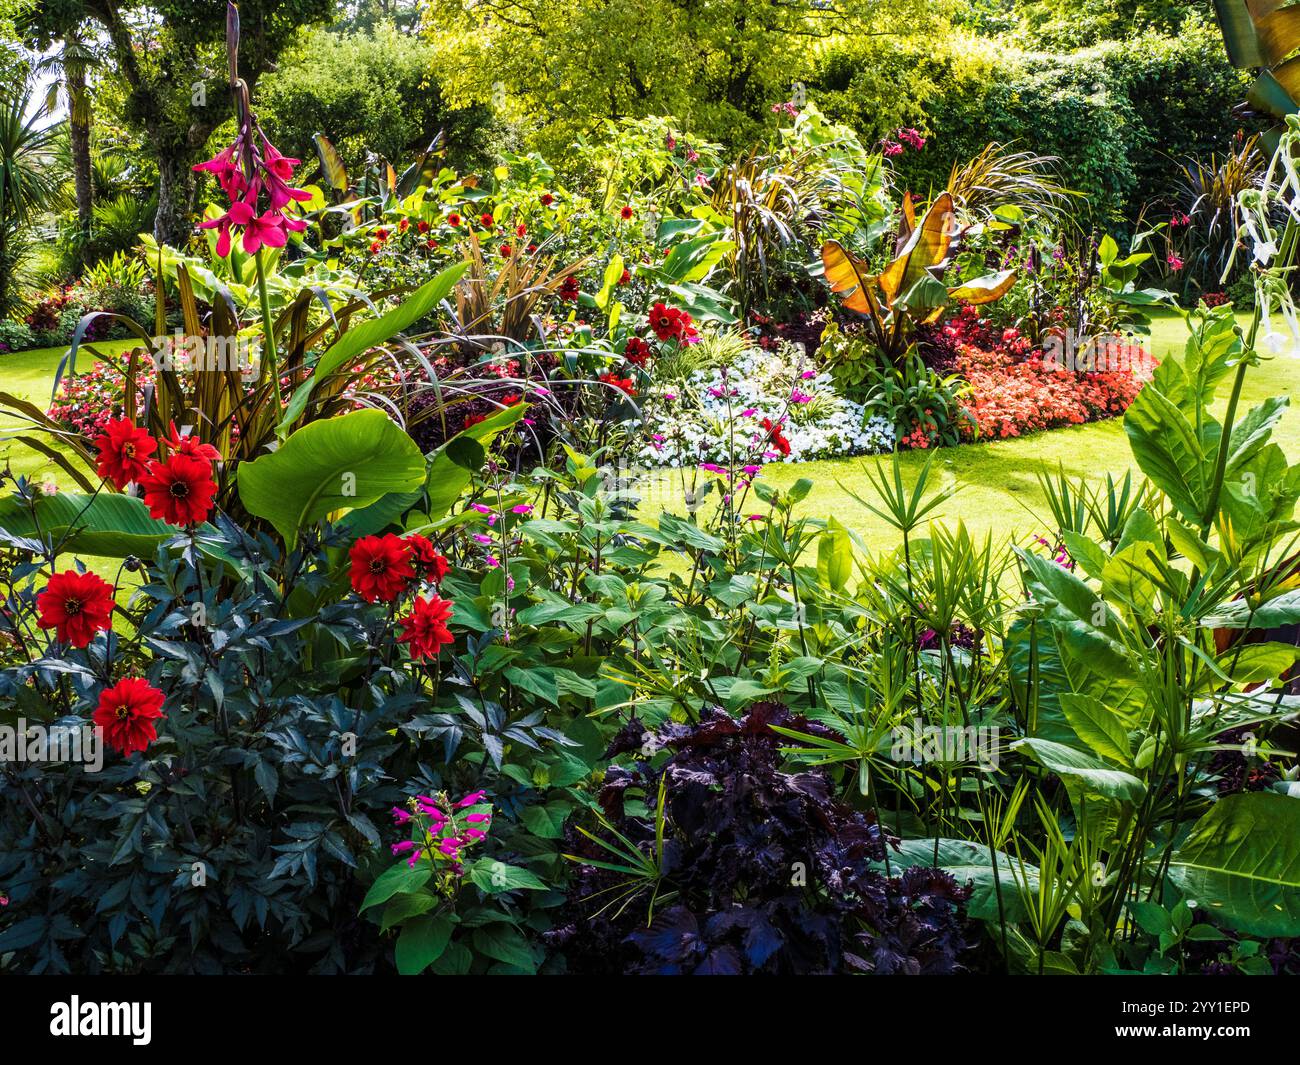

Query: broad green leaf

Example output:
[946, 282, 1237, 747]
[1060, 693, 1134, 765]
[360, 862, 431, 911]
[237, 409, 426, 546]
[817, 516, 853, 592]
[0, 492, 241, 571]
[1169, 792, 1300, 936]
[1204, 588, 1300, 629]
[1012, 737, 1146, 803]
[395, 913, 455, 975]
[0, 491, 180, 558]
[471, 924, 537, 972]
[342, 402, 525, 538]
[1124, 385, 1212, 523]
[1212, 641, 1300, 687]
[380, 891, 438, 933]
[466, 859, 549, 894]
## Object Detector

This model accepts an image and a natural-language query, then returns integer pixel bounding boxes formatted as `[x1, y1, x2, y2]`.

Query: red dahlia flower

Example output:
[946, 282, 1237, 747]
[93, 676, 166, 755]
[539, 193, 554, 206]
[405, 534, 449, 583]
[397, 594, 455, 660]
[140, 454, 218, 525]
[37, 569, 116, 647]
[162, 422, 221, 462]
[620, 205, 634, 220]
[94, 417, 156, 489]
[648, 301, 684, 341]
[479, 212, 494, 229]
[558, 276, 581, 302]
[623, 336, 652, 366]
[349, 533, 414, 602]
[417, 220, 430, 234]
[600, 372, 636, 397]
[447, 212, 461, 227]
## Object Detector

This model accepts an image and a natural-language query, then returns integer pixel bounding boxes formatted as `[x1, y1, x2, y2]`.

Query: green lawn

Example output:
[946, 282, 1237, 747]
[0, 313, 1294, 561]
[0, 338, 138, 484]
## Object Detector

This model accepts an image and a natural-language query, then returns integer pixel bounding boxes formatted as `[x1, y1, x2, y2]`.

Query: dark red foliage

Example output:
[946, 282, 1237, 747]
[549, 703, 970, 975]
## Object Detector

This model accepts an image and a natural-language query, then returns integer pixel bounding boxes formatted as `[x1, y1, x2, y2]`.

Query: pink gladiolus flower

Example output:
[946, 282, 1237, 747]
[465, 813, 491, 824]
[392, 807, 412, 824]
[455, 789, 488, 808]
[511, 504, 532, 515]
[463, 828, 486, 840]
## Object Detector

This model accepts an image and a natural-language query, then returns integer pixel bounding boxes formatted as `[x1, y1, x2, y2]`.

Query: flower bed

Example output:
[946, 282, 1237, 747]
[931, 310, 1152, 442]
[639, 342, 895, 467]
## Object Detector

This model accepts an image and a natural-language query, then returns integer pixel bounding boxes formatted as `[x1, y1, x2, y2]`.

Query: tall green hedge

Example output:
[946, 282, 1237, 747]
[810, 17, 1248, 225]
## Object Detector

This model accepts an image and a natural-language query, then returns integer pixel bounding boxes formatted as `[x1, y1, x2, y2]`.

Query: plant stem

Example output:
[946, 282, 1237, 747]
[255, 247, 282, 411]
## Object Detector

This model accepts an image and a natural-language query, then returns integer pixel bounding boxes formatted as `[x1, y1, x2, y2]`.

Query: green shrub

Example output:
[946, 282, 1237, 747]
[256, 25, 508, 176]
[811, 17, 1247, 225]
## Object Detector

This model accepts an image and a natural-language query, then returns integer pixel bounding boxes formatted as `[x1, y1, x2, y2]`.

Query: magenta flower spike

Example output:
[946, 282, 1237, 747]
[191, 4, 311, 260]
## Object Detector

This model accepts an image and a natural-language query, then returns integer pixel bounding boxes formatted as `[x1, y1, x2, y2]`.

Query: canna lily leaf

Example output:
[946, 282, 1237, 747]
[820, 239, 874, 314]
[1213, 0, 1263, 67]
[897, 192, 956, 296]
[1254, 3, 1300, 67]
[238, 409, 426, 546]
[312, 132, 348, 192]
[948, 268, 1018, 305]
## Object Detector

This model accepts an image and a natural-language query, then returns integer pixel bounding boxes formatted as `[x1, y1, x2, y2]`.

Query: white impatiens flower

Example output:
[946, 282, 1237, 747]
[637, 341, 895, 467]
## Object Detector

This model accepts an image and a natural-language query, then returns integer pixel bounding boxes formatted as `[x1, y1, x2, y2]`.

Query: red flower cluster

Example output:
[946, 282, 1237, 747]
[623, 336, 653, 366]
[761, 417, 791, 457]
[953, 336, 1151, 441]
[36, 570, 115, 647]
[558, 276, 581, 302]
[647, 301, 698, 344]
[93, 417, 219, 526]
[600, 373, 636, 398]
[397, 594, 455, 660]
[93, 676, 166, 755]
[348, 533, 449, 603]
[193, 128, 310, 256]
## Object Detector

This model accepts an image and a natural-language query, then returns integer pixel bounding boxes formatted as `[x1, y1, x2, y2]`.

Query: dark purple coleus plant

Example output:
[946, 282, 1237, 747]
[550, 702, 971, 975]
[193, 2, 310, 256]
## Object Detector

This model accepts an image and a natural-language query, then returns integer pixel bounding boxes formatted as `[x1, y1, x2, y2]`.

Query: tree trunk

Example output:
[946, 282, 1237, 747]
[154, 152, 198, 247]
[66, 51, 93, 254]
